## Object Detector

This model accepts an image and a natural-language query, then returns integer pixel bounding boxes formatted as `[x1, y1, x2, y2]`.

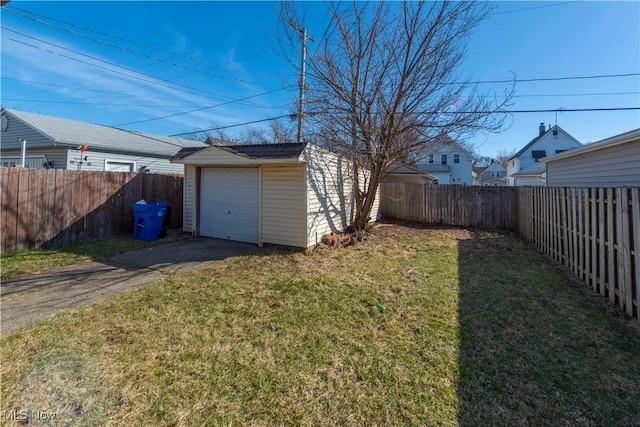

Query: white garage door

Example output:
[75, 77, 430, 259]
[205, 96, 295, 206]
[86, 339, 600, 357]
[200, 168, 260, 243]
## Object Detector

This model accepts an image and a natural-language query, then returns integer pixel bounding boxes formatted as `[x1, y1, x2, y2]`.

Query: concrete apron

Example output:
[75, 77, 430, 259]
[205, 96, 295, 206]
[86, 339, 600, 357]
[1, 237, 259, 335]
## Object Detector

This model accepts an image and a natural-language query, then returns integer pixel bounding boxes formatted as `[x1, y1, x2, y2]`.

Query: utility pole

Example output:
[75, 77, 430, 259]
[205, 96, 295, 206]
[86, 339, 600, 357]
[289, 21, 313, 144]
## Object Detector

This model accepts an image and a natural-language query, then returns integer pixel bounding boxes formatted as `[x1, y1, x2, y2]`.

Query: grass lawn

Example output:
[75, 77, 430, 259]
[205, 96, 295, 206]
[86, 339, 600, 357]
[1, 222, 639, 426]
[1, 236, 171, 280]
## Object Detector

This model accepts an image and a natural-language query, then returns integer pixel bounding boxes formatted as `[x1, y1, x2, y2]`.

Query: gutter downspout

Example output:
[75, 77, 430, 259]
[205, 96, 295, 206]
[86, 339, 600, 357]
[19, 138, 26, 167]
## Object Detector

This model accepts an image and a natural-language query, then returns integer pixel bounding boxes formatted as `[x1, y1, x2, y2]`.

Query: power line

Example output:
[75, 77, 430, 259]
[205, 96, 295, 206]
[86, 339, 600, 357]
[3, 29, 287, 109]
[312, 106, 640, 115]
[2, 76, 282, 111]
[115, 86, 294, 126]
[491, 1, 582, 16]
[4, 6, 276, 86]
[168, 106, 639, 138]
[169, 114, 293, 137]
[1, 76, 115, 94]
[2, 30, 220, 99]
[2, 98, 209, 108]
[494, 107, 640, 113]
[5, 5, 273, 80]
[463, 73, 640, 85]
[514, 91, 640, 98]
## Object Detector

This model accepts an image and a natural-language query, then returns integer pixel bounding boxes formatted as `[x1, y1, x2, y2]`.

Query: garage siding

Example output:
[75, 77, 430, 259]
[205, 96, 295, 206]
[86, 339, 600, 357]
[183, 165, 196, 232]
[546, 140, 640, 187]
[304, 146, 355, 247]
[177, 144, 379, 249]
[261, 165, 307, 247]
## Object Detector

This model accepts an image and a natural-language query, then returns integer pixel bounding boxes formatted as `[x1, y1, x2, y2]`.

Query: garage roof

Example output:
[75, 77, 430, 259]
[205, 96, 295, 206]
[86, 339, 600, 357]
[172, 142, 306, 161]
[221, 142, 306, 158]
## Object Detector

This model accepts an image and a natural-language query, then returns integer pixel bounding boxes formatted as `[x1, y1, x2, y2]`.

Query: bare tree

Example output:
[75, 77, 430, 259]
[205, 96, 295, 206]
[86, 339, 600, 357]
[270, 118, 297, 144]
[281, 2, 513, 230]
[179, 123, 234, 143]
[473, 155, 494, 168]
[238, 126, 270, 144]
[496, 147, 518, 168]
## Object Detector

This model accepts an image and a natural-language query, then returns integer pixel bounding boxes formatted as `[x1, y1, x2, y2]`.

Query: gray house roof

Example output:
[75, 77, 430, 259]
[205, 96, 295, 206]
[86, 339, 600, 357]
[172, 142, 307, 161]
[509, 125, 580, 161]
[511, 162, 546, 177]
[421, 134, 473, 157]
[542, 127, 640, 163]
[2, 108, 206, 157]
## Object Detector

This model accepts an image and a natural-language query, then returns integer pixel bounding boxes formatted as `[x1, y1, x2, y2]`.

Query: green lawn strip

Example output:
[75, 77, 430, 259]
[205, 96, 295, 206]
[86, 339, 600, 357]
[456, 232, 640, 425]
[1, 225, 638, 426]
[0, 236, 166, 280]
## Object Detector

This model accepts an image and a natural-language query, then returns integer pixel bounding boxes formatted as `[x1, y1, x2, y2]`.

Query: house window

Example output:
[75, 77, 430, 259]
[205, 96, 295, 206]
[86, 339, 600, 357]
[453, 154, 460, 164]
[441, 154, 448, 165]
[531, 150, 546, 161]
[105, 160, 135, 172]
[1, 156, 49, 169]
[428, 154, 434, 164]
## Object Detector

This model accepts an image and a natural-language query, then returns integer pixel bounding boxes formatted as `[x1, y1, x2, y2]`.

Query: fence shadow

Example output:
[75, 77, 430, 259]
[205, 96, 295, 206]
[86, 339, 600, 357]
[456, 231, 640, 425]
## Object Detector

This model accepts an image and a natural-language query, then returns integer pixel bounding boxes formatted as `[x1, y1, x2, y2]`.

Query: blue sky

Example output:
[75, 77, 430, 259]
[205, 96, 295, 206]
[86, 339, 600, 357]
[1, 1, 639, 159]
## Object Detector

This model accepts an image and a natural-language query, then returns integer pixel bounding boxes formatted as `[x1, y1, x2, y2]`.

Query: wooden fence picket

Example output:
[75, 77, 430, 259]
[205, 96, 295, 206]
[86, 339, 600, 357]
[1, 167, 183, 253]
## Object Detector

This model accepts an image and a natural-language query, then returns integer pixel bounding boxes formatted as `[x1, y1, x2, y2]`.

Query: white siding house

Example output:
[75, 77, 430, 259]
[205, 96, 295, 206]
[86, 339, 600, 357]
[171, 143, 379, 249]
[0, 108, 206, 174]
[506, 123, 582, 186]
[415, 136, 473, 185]
[543, 128, 640, 187]
[384, 163, 436, 184]
[475, 161, 507, 186]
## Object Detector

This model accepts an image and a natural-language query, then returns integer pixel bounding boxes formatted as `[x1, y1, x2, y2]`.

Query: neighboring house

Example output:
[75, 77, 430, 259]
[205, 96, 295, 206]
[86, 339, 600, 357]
[472, 166, 484, 186]
[415, 136, 473, 185]
[171, 142, 379, 249]
[204, 136, 237, 146]
[474, 161, 507, 186]
[0, 108, 206, 174]
[543, 128, 640, 187]
[506, 123, 582, 186]
[510, 162, 547, 187]
[384, 163, 437, 184]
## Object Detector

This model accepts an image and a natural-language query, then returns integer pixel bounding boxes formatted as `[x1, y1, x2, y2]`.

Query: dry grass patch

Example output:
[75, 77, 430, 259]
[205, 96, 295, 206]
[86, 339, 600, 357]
[1, 221, 639, 426]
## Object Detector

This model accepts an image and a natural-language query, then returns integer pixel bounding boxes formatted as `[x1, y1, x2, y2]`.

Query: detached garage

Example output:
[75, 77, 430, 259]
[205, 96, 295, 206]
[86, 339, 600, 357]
[171, 142, 378, 248]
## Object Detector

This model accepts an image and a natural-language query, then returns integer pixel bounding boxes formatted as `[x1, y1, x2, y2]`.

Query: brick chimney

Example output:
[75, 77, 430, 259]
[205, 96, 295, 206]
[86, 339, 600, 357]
[539, 122, 545, 136]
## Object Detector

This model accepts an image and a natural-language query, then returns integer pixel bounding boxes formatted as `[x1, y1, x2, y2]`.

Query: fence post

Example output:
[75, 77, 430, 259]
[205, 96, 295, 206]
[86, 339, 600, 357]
[631, 187, 640, 321]
[617, 188, 632, 315]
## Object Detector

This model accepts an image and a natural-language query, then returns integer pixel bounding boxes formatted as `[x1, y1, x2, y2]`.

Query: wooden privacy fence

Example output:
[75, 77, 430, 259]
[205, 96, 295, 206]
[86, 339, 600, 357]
[518, 186, 640, 321]
[1, 167, 183, 253]
[380, 183, 518, 229]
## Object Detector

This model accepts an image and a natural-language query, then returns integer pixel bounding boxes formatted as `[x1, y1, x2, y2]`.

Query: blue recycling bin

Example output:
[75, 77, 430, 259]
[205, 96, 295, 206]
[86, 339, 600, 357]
[133, 201, 170, 241]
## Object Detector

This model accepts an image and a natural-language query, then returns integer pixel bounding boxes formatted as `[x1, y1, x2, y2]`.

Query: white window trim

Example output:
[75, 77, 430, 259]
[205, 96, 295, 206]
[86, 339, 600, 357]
[104, 159, 136, 172]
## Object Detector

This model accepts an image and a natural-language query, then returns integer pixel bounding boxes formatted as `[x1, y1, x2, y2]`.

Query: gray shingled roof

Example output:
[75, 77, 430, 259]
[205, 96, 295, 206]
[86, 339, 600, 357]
[509, 125, 580, 161]
[172, 142, 307, 161]
[171, 146, 207, 160]
[221, 142, 306, 158]
[510, 162, 546, 176]
[4, 108, 206, 157]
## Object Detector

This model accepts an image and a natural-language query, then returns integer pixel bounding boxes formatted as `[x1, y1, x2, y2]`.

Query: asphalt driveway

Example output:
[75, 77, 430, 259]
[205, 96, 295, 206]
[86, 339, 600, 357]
[0, 237, 260, 335]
